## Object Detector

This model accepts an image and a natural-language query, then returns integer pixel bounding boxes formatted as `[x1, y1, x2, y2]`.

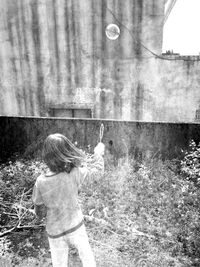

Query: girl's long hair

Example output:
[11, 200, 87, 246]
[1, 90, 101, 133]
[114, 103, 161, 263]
[42, 133, 86, 173]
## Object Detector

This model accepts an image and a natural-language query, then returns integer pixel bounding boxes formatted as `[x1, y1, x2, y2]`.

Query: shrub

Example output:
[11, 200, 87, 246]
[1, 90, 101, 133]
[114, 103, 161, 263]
[0, 159, 47, 227]
[1, 154, 200, 266]
[180, 140, 200, 186]
[81, 159, 194, 266]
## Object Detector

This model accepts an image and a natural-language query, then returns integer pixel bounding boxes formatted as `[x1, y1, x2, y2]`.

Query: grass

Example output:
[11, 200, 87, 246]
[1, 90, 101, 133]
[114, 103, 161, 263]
[0, 156, 199, 266]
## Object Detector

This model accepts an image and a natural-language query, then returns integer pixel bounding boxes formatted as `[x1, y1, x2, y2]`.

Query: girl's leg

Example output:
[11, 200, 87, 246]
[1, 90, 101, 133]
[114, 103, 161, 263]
[48, 236, 69, 267]
[67, 225, 96, 267]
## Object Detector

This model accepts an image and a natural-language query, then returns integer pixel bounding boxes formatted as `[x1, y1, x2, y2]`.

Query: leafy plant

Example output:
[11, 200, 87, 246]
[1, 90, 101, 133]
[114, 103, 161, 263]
[0, 159, 47, 227]
[1, 155, 200, 266]
[181, 140, 200, 185]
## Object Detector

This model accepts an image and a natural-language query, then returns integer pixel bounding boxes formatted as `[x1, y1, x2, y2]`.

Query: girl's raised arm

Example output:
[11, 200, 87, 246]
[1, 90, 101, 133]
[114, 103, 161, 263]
[76, 142, 105, 185]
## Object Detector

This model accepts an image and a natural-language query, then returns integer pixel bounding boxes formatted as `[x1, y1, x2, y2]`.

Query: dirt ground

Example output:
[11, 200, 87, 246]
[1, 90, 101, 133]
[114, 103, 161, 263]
[0, 227, 134, 267]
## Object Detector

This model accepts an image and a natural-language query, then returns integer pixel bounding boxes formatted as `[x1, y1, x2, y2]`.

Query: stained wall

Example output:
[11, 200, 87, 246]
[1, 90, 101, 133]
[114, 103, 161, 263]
[0, 0, 199, 123]
[138, 55, 200, 122]
[0, 0, 165, 120]
[1, 116, 200, 162]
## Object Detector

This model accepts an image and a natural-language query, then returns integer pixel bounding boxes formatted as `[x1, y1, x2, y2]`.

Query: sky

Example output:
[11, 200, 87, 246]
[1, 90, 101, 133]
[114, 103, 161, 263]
[162, 0, 200, 55]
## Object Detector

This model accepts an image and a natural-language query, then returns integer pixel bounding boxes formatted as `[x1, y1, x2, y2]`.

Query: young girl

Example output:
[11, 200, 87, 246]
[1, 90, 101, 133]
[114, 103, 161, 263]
[32, 133, 104, 267]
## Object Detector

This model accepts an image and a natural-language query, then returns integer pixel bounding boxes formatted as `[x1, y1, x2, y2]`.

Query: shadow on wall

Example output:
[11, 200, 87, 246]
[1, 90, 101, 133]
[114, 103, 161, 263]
[0, 116, 200, 163]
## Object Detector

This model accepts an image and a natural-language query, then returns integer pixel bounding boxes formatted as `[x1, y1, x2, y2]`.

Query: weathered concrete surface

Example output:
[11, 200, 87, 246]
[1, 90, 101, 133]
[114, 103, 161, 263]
[0, 0, 166, 120]
[0, 116, 200, 162]
[0, 0, 199, 123]
[139, 56, 200, 122]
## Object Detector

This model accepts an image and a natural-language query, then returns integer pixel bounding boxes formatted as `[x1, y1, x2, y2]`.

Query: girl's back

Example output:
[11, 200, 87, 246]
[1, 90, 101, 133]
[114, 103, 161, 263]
[33, 167, 85, 236]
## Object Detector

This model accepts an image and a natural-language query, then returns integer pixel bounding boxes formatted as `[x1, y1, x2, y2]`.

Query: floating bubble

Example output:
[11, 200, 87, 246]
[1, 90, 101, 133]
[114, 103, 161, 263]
[105, 24, 120, 40]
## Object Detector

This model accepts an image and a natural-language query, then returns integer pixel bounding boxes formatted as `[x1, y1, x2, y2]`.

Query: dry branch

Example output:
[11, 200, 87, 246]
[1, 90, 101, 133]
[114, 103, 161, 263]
[0, 212, 155, 240]
[85, 215, 155, 239]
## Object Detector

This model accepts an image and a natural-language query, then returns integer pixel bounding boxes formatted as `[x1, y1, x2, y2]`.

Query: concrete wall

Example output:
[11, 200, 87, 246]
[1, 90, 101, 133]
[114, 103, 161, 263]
[0, 0, 165, 120]
[139, 56, 200, 122]
[156, 57, 200, 122]
[1, 0, 199, 123]
[1, 116, 200, 162]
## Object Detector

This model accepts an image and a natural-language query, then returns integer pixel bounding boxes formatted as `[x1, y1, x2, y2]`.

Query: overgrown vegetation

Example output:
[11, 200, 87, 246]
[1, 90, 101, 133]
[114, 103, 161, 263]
[0, 141, 200, 266]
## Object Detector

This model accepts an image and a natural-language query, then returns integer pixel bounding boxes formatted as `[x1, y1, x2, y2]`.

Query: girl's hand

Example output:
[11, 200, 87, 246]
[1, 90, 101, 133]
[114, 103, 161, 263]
[94, 142, 105, 156]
